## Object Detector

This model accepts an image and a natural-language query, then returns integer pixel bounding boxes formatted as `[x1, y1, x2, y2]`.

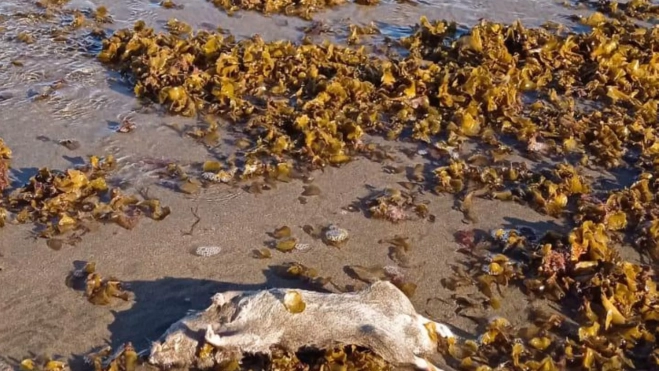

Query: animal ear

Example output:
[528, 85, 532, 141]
[212, 293, 226, 306]
[212, 291, 240, 307]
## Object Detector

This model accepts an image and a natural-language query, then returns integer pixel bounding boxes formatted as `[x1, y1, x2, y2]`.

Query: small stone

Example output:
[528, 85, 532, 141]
[294, 243, 311, 252]
[195, 246, 222, 257]
[324, 224, 349, 244]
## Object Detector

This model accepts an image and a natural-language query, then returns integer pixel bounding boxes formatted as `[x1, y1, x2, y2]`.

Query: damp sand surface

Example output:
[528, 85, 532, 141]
[0, 0, 640, 369]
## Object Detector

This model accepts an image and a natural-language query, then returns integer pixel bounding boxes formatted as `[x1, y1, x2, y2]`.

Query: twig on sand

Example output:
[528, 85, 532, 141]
[182, 206, 201, 236]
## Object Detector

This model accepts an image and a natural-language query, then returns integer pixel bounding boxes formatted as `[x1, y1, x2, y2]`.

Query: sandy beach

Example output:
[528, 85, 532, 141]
[1, 0, 657, 370]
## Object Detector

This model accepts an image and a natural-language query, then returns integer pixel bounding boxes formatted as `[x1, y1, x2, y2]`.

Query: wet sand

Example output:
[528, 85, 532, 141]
[0, 0, 635, 369]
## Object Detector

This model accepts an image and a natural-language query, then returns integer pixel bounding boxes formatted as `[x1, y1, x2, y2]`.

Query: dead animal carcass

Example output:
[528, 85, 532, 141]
[149, 281, 454, 370]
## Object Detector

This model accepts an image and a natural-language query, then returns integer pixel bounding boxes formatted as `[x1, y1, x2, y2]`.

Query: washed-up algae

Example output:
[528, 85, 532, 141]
[0, 144, 171, 245]
[98, 14, 659, 169]
[0, 5, 176, 244]
[208, 0, 378, 20]
[567, 0, 659, 23]
[92, 6, 659, 370]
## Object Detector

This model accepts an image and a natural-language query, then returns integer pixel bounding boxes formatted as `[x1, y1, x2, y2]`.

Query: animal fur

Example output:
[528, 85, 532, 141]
[149, 281, 454, 370]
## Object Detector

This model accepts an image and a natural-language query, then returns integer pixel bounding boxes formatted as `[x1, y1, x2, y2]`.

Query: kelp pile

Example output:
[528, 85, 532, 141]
[416, 156, 659, 369]
[198, 343, 390, 371]
[208, 0, 377, 20]
[438, 221, 659, 370]
[568, 0, 659, 22]
[94, 4, 659, 369]
[97, 13, 659, 171]
[79, 341, 389, 371]
[0, 142, 170, 245]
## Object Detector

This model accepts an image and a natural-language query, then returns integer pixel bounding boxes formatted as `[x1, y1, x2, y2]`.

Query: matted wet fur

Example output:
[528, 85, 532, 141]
[149, 281, 454, 370]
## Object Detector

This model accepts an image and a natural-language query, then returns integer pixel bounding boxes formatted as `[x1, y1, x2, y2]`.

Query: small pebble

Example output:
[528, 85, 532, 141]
[195, 246, 222, 257]
[294, 243, 311, 252]
[201, 172, 221, 182]
[324, 224, 349, 243]
[202, 170, 235, 183]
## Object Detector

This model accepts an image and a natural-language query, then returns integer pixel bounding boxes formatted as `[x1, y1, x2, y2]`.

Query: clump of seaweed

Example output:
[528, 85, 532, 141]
[270, 225, 308, 252]
[35, 0, 71, 8]
[20, 357, 68, 371]
[22, 344, 144, 371]
[22, 343, 390, 371]
[208, 0, 377, 20]
[66, 262, 131, 305]
[274, 262, 333, 290]
[366, 188, 430, 223]
[568, 0, 659, 22]
[1, 153, 170, 244]
[84, 343, 141, 371]
[195, 341, 390, 371]
[2, 0, 112, 60]
[0, 138, 11, 194]
[17, 31, 35, 44]
[160, 0, 184, 10]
